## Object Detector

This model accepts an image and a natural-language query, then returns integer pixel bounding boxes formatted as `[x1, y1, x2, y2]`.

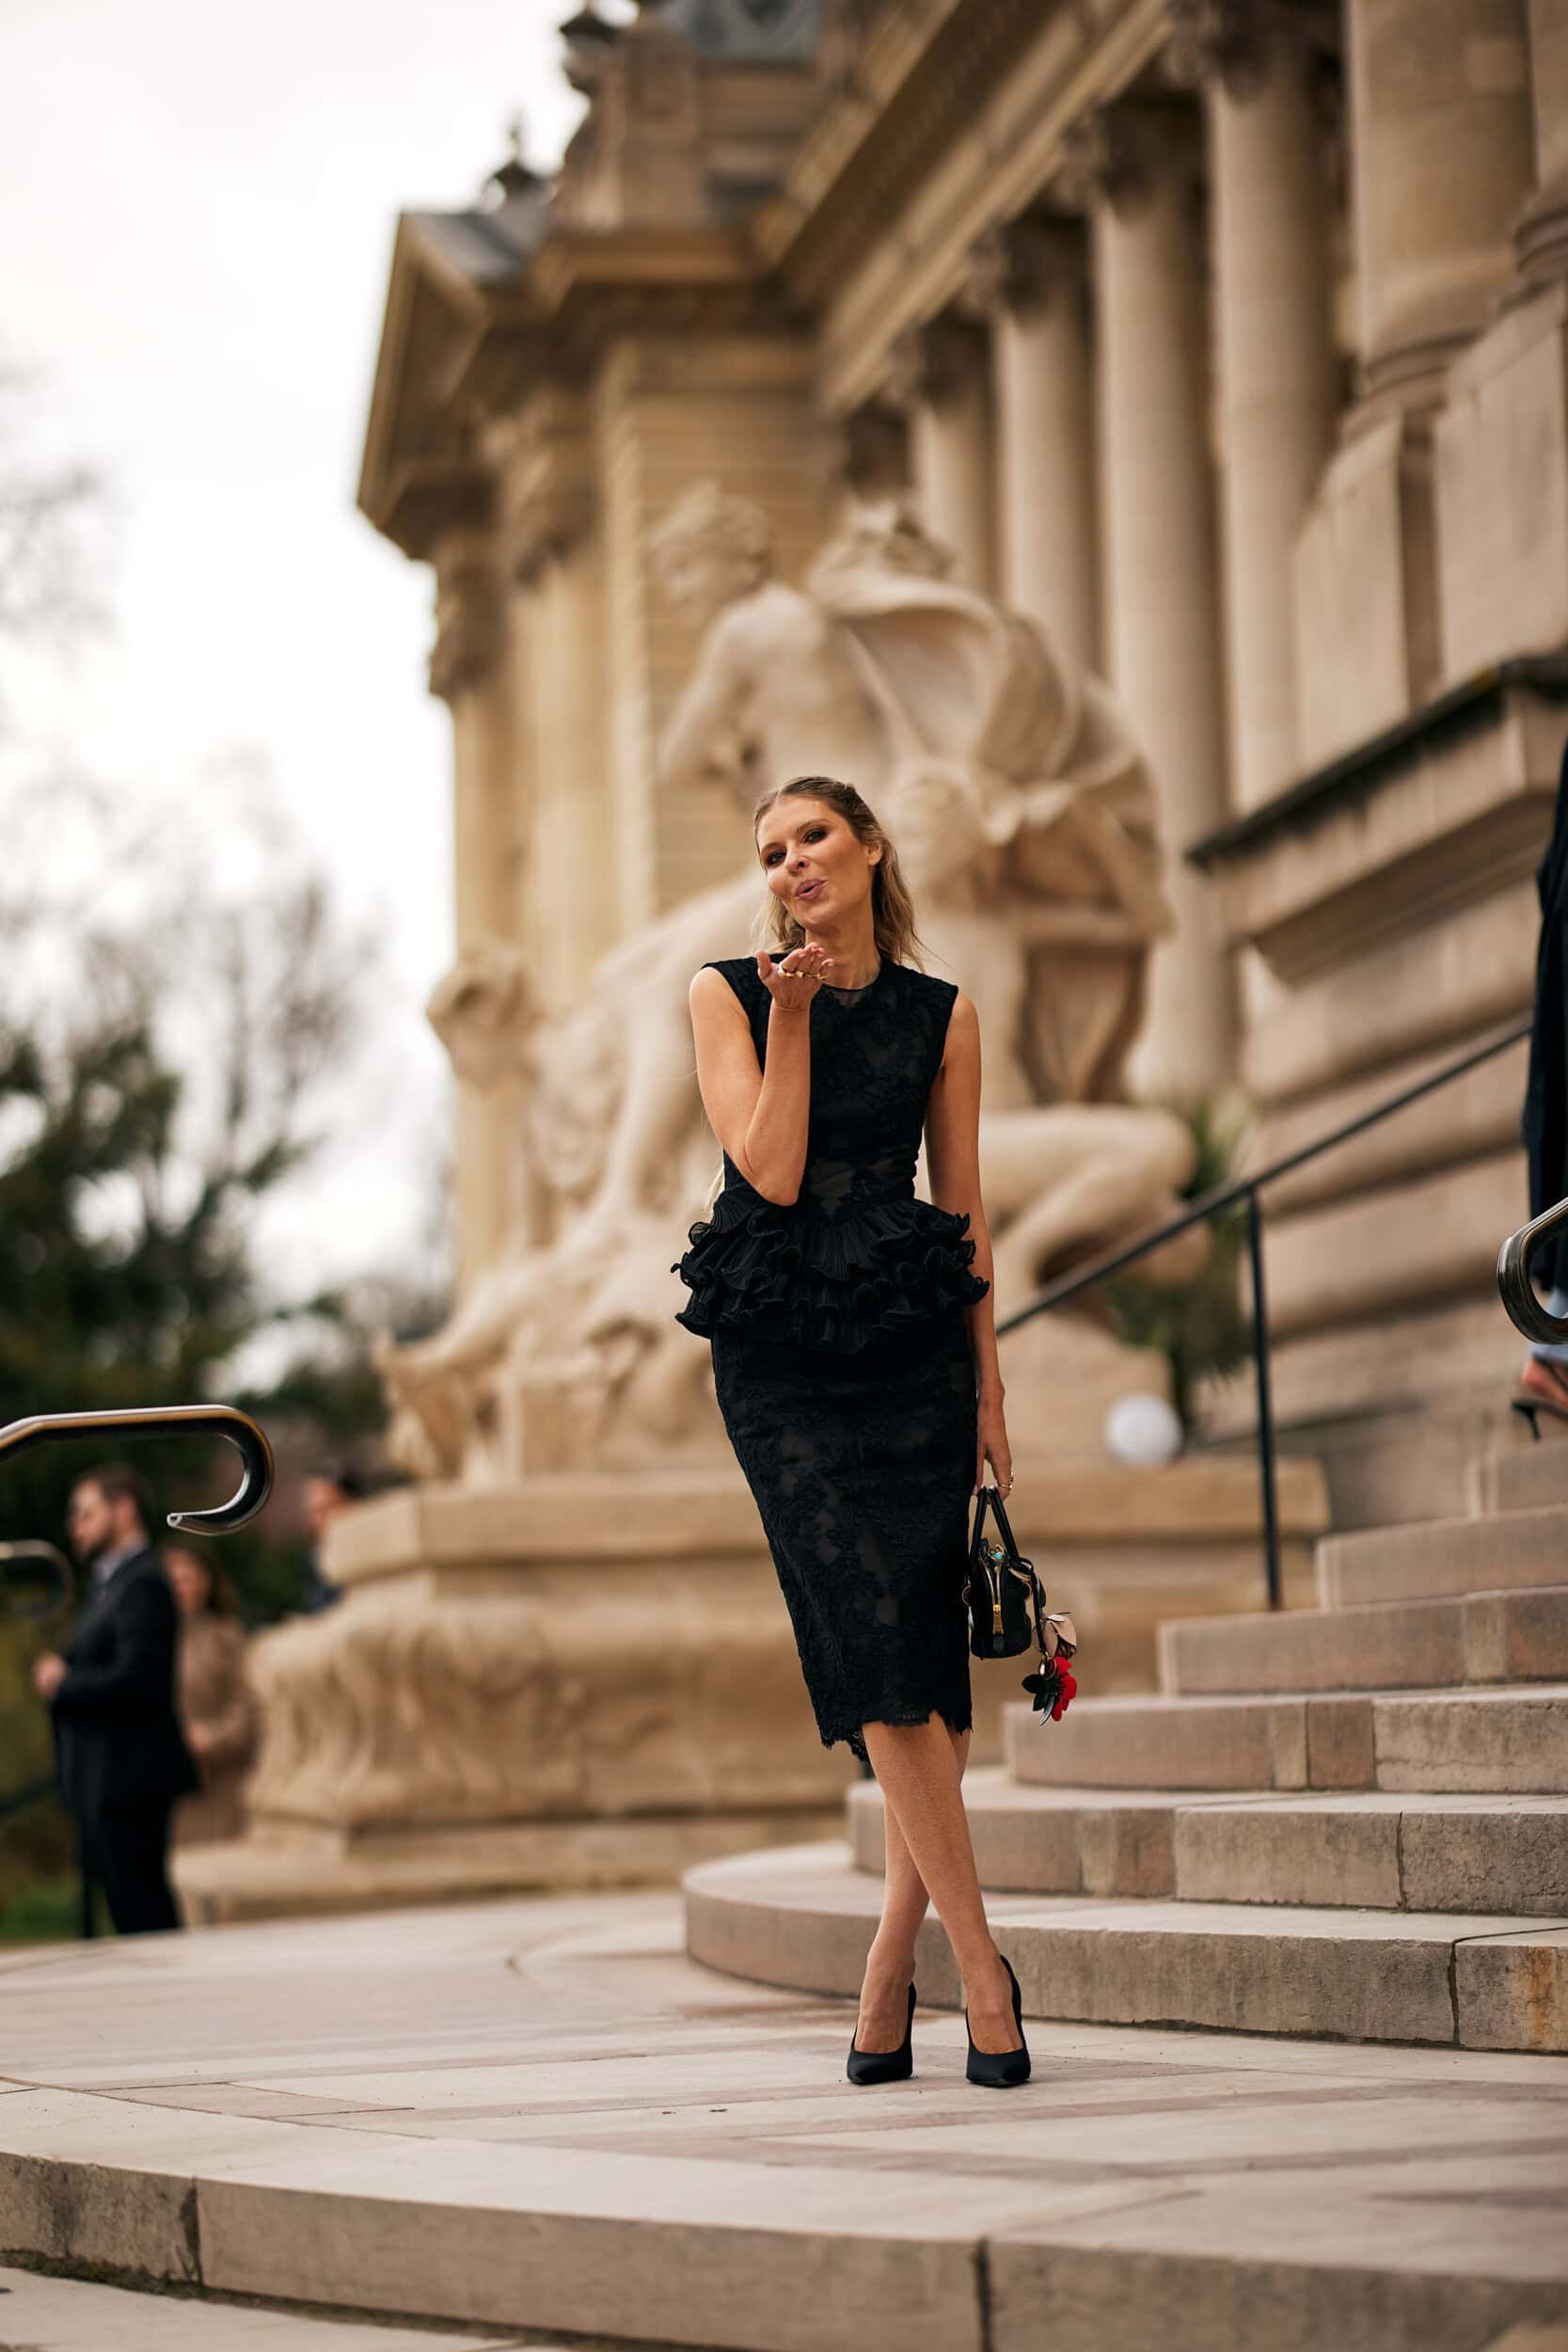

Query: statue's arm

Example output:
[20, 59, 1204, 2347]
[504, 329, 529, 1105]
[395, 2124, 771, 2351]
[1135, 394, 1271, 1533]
[991, 787, 1173, 944]
[1005, 901, 1152, 949]
[657, 618, 752, 791]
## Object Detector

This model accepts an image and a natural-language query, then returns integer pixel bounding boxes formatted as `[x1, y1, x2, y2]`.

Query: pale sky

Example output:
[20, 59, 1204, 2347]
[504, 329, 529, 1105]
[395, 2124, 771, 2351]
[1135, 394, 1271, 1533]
[0, 0, 590, 1290]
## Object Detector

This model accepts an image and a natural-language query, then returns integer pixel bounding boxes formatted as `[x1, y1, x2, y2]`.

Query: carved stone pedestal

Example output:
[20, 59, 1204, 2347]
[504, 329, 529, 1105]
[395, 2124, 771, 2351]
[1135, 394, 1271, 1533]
[174, 1454, 1328, 1927]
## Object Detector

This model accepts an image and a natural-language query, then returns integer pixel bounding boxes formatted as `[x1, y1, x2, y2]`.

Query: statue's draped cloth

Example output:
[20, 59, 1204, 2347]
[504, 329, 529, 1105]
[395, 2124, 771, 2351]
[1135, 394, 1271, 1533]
[808, 559, 1170, 1104]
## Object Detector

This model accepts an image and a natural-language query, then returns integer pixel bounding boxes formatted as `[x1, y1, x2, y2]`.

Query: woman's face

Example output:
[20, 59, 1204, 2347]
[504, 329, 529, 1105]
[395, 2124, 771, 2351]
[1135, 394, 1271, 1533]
[166, 1549, 211, 1617]
[755, 798, 879, 926]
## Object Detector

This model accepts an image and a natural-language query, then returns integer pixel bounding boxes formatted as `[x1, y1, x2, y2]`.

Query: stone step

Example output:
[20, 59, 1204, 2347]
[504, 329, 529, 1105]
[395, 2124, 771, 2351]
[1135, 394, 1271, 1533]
[1172, 1790, 1568, 1915]
[847, 1772, 1568, 1913]
[1004, 1684, 1568, 1794]
[1318, 1505, 1568, 1607]
[849, 1770, 1186, 1898]
[685, 1843, 1568, 2052]
[1160, 1582, 1568, 1697]
[1474, 1437, 1568, 1516]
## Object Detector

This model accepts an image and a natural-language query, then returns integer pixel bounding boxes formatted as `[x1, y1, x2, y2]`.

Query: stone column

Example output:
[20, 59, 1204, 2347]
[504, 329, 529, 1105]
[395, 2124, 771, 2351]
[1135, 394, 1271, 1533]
[1349, 0, 1535, 406]
[1166, 3, 1338, 812]
[962, 213, 1100, 672]
[1431, 0, 1568, 678]
[504, 389, 614, 1009]
[429, 527, 522, 1294]
[1058, 104, 1236, 1101]
[886, 314, 997, 593]
[1295, 0, 1537, 763]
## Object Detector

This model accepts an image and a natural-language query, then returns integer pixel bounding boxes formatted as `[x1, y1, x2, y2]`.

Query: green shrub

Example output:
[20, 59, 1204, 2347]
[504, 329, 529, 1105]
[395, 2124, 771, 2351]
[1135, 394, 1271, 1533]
[1104, 1099, 1255, 1438]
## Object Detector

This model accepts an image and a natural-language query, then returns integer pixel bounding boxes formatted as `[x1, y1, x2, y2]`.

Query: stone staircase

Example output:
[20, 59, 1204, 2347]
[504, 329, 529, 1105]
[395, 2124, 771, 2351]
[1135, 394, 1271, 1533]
[4, 1451, 1564, 2352]
[687, 1442, 1568, 2054]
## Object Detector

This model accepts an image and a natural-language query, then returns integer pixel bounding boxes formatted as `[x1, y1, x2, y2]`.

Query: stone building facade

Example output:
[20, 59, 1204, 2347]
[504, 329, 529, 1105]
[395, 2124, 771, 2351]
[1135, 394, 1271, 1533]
[359, 0, 1568, 1521]
[173, 0, 1568, 1925]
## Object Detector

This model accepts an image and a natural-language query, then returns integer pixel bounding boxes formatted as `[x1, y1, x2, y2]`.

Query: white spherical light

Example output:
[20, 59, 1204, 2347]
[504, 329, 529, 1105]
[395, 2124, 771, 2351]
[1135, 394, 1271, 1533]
[1104, 1391, 1184, 1468]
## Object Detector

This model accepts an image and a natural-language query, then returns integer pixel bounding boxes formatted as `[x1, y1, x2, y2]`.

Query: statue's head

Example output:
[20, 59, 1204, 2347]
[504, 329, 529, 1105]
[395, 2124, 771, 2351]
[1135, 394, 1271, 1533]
[649, 479, 773, 622]
[881, 759, 987, 893]
[805, 494, 953, 597]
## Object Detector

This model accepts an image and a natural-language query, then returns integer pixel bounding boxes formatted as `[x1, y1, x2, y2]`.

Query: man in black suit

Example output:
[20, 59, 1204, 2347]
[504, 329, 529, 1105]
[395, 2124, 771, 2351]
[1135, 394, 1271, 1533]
[30, 1462, 198, 1934]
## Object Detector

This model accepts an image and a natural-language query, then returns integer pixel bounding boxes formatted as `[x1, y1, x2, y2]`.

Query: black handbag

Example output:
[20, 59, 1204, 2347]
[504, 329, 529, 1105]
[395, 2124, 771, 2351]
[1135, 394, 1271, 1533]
[964, 1482, 1079, 1724]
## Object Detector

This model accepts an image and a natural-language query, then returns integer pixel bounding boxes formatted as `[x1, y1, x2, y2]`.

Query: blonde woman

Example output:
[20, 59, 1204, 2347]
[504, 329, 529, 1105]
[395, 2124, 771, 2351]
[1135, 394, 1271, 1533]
[673, 773, 1028, 2088]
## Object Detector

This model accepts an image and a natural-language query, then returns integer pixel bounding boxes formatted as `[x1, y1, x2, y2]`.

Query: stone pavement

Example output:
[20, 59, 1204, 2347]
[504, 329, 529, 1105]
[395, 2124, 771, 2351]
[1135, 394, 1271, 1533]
[1, 1895, 1565, 2352]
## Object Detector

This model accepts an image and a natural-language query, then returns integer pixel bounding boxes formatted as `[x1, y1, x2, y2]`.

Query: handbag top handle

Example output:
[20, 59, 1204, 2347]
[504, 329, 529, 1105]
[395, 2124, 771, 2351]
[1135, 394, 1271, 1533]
[976, 1480, 1022, 1561]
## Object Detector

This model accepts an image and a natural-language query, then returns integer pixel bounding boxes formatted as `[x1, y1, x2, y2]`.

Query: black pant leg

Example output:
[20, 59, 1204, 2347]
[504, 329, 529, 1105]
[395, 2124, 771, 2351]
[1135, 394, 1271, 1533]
[91, 1804, 182, 1935]
[75, 1812, 103, 1937]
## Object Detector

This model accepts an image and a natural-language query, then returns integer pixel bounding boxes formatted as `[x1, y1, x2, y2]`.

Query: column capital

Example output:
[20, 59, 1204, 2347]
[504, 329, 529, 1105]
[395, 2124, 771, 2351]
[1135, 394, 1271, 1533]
[429, 533, 506, 704]
[505, 472, 597, 585]
[880, 311, 988, 414]
[1054, 102, 1201, 223]
[828, 400, 910, 496]
[959, 210, 1086, 323]
[498, 389, 597, 584]
[1164, 0, 1337, 103]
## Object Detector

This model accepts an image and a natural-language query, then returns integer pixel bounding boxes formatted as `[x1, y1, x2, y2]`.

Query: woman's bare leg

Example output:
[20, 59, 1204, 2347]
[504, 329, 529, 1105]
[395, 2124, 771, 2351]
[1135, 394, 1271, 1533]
[854, 1724, 969, 2052]
[861, 1713, 1021, 2054]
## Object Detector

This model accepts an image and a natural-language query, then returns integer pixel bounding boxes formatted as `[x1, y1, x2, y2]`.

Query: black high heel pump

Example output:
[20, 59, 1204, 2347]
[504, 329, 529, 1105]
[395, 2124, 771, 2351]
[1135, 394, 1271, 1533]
[847, 1981, 916, 2085]
[965, 1952, 1030, 2089]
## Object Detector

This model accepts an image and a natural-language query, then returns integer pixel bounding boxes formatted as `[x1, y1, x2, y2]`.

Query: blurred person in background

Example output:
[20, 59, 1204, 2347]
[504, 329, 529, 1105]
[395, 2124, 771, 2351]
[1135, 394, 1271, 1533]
[166, 1539, 260, 1847]
[296, 1464, 366, 1614]
[31, 1464, 198, 1933]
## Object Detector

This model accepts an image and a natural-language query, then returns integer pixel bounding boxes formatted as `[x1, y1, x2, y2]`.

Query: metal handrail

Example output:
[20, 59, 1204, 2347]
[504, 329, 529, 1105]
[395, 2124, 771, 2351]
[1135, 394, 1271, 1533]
[0, 1405, 274, 1533]
[1497, 1197, 1568, 1346]
[994, 1014, 1536, 1610]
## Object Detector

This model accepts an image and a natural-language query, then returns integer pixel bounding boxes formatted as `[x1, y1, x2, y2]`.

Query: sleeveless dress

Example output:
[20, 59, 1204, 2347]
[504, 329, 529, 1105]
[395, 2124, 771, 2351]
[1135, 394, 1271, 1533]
[671, 954, 990, 1764]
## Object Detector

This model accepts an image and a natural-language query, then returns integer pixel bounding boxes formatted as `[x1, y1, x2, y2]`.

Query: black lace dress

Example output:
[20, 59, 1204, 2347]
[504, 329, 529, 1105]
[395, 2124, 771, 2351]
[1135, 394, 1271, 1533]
[672, 954, 990, 1764]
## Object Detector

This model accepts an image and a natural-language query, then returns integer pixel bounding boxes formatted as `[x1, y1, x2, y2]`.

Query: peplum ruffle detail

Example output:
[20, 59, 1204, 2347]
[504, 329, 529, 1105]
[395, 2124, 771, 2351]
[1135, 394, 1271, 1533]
[671, 1191, 990, 1353]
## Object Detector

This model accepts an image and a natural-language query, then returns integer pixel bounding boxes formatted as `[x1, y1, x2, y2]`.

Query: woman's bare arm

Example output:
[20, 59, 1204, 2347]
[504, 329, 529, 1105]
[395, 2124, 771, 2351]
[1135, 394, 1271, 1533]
[689, 952, 827, 1206]
[924, 991, 1004, 1403]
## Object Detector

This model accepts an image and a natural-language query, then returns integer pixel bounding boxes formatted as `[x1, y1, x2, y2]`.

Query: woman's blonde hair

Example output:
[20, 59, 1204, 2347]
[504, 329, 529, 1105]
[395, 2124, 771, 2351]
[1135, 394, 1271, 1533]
[750, 774, 929, 971]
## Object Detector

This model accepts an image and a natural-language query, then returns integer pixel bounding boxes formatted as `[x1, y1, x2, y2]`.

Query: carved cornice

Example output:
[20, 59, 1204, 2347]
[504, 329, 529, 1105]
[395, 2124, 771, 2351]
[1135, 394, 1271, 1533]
[959, 210, 1085, 323]
[751, 0, 1053, 305]
[360, 214, 804, 559]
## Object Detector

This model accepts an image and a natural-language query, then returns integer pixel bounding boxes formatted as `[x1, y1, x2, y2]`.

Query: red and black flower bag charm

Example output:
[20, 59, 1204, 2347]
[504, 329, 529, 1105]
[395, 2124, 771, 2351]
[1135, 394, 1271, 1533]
[964, 1482, 1079, 1724]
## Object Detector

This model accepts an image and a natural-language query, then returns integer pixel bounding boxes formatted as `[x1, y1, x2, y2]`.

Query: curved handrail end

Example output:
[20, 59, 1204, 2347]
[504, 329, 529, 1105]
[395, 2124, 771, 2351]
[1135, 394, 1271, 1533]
[1497, 1196, 1568, 1349]
[0, 1406, 275, 1535]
